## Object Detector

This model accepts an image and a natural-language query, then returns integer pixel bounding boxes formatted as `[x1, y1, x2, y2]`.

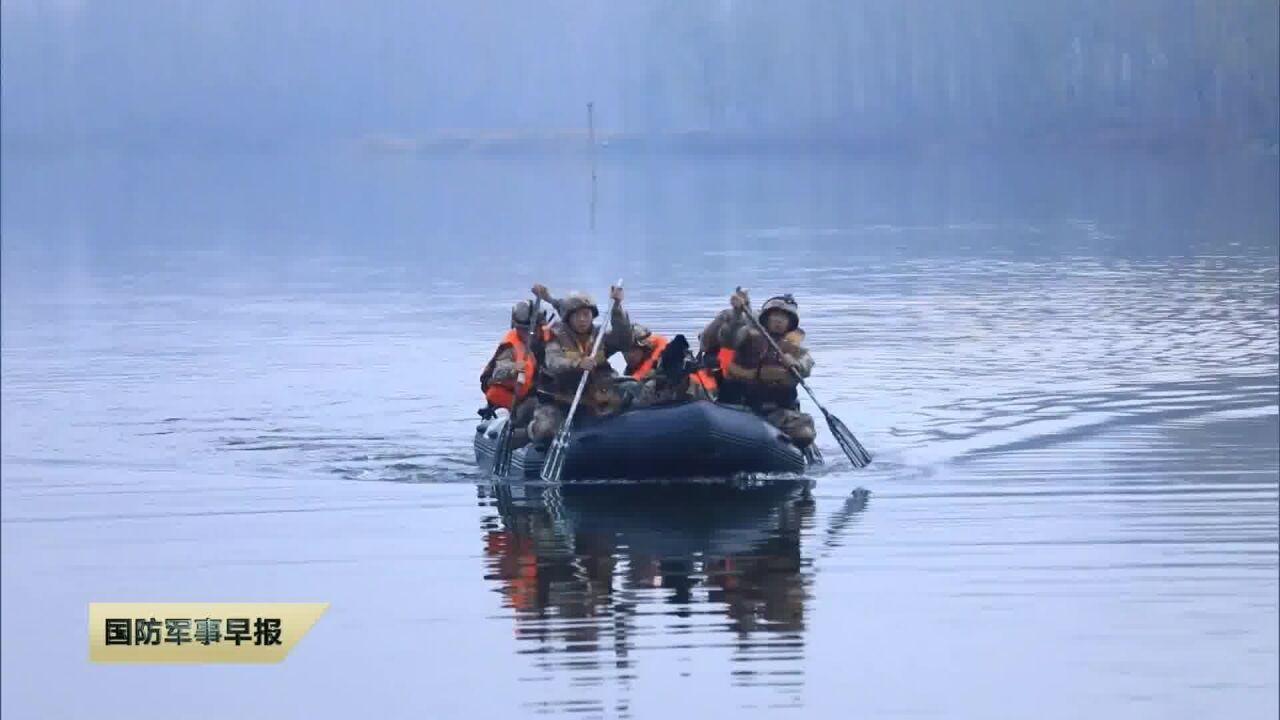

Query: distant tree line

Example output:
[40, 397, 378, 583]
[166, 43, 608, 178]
[2, 0, 1275, 150]
[616, 0, 1279, 148]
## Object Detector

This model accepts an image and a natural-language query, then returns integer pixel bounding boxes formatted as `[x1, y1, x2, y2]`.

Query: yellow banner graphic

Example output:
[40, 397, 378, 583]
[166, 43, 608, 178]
[88, 603, 328, 663]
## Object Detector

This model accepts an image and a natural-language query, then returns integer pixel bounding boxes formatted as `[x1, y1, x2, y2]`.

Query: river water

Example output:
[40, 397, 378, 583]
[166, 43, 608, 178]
[2, 149, 1277, 719]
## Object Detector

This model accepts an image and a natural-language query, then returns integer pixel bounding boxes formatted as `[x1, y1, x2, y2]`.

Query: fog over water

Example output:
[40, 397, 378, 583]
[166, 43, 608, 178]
[2, 3, 1277, 719]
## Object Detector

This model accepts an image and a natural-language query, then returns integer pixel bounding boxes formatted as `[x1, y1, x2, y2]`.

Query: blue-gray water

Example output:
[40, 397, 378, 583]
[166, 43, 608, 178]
[2, 150, 1277, 719]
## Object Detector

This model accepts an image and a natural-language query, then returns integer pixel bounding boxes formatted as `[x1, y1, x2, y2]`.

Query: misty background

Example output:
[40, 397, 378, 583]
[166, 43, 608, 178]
[3, 0, 1277, 151]
[3, 3, 1278, 719]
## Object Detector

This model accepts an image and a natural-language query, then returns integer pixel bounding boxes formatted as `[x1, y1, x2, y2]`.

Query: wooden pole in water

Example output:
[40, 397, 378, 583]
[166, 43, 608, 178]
[587, 102, 597, 181]
[588, 102, 597, 231]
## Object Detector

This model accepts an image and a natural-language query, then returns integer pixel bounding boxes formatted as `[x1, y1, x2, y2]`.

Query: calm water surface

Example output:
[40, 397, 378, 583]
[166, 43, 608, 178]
[2, 150, 1277, 719]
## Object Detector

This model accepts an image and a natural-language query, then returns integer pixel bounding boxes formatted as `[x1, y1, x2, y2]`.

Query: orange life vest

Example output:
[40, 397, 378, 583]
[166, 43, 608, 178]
[716, 348, 734, 374]
[690, 368, 718, 393]
[629, 333, 717, 394]
[694, 347, 735, 392]
[628, 333, 670, 379]
[482, 328, 536, 409]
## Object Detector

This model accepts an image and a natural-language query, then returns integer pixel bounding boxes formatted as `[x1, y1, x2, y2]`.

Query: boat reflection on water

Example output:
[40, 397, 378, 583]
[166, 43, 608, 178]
[478, 479, 866, 715]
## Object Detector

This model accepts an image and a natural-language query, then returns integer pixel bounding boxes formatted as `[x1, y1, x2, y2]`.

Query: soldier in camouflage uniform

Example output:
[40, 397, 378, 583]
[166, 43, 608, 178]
[527, 286, 632, 445]
[700, 289, 817, 449]
[478, 283, 573, 448]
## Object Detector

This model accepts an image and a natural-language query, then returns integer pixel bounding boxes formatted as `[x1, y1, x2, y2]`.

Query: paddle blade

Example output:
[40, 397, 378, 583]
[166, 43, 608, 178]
[824, 410, 872, 468]
[802, 443, 825, 466]
[491, 421, 514, 476]
[541, 450, 564, 483]
[540, 430, 569, 483]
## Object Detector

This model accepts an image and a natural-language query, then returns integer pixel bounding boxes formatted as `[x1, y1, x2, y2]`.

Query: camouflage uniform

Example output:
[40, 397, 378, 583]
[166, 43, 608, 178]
[528, 292, 633, 444]
[698, 307, 737, 359]
[709, 295, 817, 448]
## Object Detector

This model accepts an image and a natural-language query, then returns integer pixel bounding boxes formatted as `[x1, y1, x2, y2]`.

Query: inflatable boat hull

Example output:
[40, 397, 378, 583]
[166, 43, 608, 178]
[474, 400, 808, 481]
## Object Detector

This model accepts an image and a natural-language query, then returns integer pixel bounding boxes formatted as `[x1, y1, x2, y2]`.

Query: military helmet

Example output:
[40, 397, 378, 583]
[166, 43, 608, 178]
[511, 300, 533, 327]
[630, 323, 653, 347]
[510, 300, 549, 328]
[758, 294, 799, 332]
[559, 291, 599, 320]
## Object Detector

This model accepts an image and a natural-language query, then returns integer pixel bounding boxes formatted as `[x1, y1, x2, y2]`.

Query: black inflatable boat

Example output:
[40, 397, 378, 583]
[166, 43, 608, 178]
[473, 400, 809, 481]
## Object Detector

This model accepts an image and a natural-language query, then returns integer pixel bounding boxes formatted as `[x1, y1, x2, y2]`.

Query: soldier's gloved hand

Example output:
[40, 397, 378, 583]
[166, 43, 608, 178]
[578, 356, 598, 371]
[532, 283, 551, 301]
[731, 287, 750, 312]
[780, 353, 800, 371]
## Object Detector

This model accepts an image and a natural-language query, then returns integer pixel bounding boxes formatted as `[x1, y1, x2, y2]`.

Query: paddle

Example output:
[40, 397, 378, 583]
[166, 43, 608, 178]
[540, 279, 623, 484]
[491, 295, 542, 476]
[737, 288, 873, 469]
